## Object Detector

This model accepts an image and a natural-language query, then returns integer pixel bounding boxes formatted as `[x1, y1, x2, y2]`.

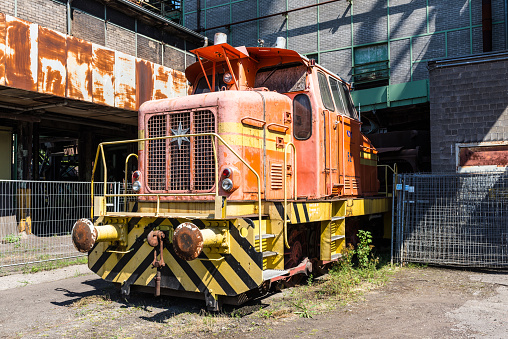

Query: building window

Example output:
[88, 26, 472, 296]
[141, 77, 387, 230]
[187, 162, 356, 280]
[353, 43, 389, 90]
[293, 94, 312, 140]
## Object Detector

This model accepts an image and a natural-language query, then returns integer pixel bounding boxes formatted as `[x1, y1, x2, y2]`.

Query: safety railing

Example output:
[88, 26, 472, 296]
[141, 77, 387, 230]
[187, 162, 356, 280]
[0, 180, 122, 272]
[377, 163, 397, 197]
[91, 133, 264, 252]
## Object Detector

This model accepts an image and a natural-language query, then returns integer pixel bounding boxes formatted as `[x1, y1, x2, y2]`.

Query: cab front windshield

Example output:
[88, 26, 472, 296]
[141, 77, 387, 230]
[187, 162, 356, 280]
[194, 74, 226, 94]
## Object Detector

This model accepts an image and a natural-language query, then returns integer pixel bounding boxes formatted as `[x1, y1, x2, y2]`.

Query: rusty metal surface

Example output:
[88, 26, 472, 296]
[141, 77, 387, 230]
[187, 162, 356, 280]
[135, 59, 154, 109]
[71, 218, 97, 253]
[38, 26, 66, 97]
[5, 16, 38, 92]
[0, 12, 188, 121]
[0, 12, 5, 85]
[115, 52, 136, 110]
[66, 36, 92, 101]
[459, 145, 508, 167]
[172, 222, 203, 261]
[92, 46, 115, 106]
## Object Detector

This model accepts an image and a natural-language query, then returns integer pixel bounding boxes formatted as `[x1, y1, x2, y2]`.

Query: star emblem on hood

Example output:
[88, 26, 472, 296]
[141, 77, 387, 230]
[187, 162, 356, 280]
[170, 122, 190, 150]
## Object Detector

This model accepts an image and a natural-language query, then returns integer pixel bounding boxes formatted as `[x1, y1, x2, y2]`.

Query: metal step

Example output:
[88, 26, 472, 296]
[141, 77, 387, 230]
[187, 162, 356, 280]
[331, 235, 345, 241]
[331, 253, 342, 260]
[331, 216, 345, 221]
[255, 234, 276, 241]
[263, 269, 289, 281]
[262, 251, 278, 258]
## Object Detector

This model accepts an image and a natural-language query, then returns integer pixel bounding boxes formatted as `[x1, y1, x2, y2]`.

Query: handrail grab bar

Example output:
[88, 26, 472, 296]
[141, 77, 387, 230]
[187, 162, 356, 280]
[283, 142, 297, 249]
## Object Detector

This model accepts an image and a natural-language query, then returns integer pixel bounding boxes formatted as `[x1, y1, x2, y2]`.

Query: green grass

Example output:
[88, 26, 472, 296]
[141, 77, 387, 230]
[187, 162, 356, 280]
[23, 256, 88, 274]
[2, 233, 21, 244]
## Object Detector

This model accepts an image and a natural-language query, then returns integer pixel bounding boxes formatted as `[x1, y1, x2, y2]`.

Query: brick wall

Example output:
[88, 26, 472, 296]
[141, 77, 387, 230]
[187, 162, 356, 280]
[429, 53, 508, 172]
[0, 0, 15, 16]
[18, 0, 67, 33]
[183, 0, 507, 87]
[106, 23, 136, 56]
[72, 10, 105, 46]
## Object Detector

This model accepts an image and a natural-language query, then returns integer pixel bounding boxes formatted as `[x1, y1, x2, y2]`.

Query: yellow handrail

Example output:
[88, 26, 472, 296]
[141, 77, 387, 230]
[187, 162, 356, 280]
[91, 132, 263, 252]
[124, 153, 138, 212]
[377, 163, 398, 196]
[283, 142, 297, 249]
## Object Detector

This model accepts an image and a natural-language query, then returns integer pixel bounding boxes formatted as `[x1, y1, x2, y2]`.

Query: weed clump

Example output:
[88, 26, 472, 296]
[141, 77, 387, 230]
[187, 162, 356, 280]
[318, 230, 387, 299]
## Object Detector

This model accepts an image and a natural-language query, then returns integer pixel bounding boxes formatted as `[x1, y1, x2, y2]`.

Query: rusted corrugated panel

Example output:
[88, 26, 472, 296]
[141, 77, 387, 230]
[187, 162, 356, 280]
[5, 16, 38, 92]
[152, 64, 171, 100]
[136, 59, 154, 109]
[115, 52, 136, 110]
[38, 26, 66, 97]
[0, 13, 6, 85]
[66, 36, 92, 101]
[92, 45, 115, 106]
[459, 145, 508, 167]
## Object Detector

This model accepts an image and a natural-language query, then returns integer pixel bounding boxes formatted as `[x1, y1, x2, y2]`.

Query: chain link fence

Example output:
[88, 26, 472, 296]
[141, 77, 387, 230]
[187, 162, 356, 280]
[392, 172, 508, 267]
[0, 180, 129, 274]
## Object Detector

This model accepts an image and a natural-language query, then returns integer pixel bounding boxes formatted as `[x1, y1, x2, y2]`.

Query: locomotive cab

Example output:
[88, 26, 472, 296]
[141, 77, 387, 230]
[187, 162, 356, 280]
[72, 34, 390, 311]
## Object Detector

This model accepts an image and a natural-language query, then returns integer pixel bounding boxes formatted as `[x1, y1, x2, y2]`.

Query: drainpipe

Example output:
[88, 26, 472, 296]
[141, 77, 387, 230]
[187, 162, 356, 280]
[483, 0, 492, 52]
[197, 0, 201, 32]
[67, 0, 73, 35]
[505, 0, 508, 49]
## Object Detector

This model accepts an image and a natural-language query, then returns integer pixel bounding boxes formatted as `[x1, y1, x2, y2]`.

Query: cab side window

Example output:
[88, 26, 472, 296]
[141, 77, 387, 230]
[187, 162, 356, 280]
[293, 94, 312, 140]
[317, 72, 335, 111]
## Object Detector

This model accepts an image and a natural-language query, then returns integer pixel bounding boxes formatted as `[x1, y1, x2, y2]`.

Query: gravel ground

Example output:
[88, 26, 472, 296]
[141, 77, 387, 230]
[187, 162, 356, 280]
[0, 265, 507, 338]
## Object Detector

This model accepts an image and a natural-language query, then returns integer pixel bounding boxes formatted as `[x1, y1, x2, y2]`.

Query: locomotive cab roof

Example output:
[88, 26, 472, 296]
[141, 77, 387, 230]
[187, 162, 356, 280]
[185, 43, 307, 86]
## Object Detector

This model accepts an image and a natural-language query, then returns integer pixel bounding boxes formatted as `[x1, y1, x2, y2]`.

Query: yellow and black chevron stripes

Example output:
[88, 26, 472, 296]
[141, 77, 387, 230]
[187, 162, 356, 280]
[88, 217, 263, 298]
[273, 201, 329, 224]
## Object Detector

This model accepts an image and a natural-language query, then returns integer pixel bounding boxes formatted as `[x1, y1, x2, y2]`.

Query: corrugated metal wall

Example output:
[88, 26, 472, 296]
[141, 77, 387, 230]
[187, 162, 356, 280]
[0, 12, 189, 111]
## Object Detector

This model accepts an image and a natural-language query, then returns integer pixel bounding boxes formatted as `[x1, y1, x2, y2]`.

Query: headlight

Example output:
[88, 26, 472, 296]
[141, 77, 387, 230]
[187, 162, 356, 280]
[132, 181, 141, 192]
[223, 72, 234, 84]
[221, 178, 234, 192]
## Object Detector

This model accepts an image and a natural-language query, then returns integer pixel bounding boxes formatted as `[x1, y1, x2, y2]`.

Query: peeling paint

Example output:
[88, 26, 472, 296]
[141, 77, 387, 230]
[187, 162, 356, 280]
[92, 46, 115, 106]
[136, 59, 154, 109]
[5, 16, 38, 92]
[0, 13, 6, 85]
[0, 11, 188, 112]
[38, 27, 66, 96]
[115, 52, 136, 110]
[152, 64, 171, 100]
[66, 36, 92, 101]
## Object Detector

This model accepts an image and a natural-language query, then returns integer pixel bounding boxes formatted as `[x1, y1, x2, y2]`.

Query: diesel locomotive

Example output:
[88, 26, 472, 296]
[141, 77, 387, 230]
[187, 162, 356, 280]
[71, 34, 391, 310]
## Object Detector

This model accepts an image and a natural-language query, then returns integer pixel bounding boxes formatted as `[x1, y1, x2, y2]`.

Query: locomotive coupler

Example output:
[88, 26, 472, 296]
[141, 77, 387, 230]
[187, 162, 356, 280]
[147, 230, 166, 297]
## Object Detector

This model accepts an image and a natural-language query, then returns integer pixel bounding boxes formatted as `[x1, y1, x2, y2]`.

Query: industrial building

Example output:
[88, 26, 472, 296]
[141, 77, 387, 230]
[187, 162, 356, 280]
[182, 0, 508, 172]
[0, 0, 205, 181]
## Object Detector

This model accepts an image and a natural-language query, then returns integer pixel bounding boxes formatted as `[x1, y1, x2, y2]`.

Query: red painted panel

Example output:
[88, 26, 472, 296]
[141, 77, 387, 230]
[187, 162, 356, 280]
[38, 26, 66, 97]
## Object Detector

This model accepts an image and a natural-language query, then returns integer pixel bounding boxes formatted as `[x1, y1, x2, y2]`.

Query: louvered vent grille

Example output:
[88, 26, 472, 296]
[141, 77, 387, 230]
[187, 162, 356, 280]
[146, 110, 216, 192]
[271, 163, 283, 190]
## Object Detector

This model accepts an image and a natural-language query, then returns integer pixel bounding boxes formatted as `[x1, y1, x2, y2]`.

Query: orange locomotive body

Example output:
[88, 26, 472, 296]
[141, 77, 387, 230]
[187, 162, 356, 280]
[73, 36, 390, 310]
